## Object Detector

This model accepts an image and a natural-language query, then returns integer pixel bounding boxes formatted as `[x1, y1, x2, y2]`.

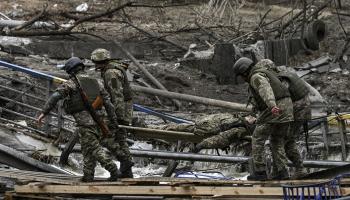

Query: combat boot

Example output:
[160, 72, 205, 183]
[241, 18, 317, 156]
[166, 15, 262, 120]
[247, 171, 268, 181]
[291, 167, 307, 179]
[271, 169, 289, 180]
[119, 160, 134, 178]
[80, 175, 94, 182]
[108, 168, 121, 181]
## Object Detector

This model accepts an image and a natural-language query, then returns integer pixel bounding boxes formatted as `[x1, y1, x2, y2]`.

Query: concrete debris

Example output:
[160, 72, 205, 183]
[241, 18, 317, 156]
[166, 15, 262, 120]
[8, 3, 24, 18]
[264, 39, 309, 66]
[0, 20, 56, 29]
[329, 62, 341, 73]
[60, 20, 75, 29]
[317, 64, 330, 73]
[308, 56, 332, 68]
[183, 43, 214, 59]
[296, 69, 311, 77]
[0, 36, 31, 46]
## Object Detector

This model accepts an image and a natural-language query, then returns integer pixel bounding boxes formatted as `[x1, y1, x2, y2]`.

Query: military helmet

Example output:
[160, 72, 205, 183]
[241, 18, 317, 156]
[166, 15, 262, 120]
[91, 48, 111, 62]
[233, 57, 254, 76]
[64, 57, 84, 74]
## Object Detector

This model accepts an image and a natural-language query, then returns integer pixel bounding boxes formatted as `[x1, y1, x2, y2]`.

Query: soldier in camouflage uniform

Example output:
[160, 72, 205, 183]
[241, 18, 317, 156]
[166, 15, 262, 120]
[263, 60, 310, 179]
[91, 48, 134, 178]
[152, 113, 254, 152]
[233, 57, 294, 180]
[37, 57, 120, 182]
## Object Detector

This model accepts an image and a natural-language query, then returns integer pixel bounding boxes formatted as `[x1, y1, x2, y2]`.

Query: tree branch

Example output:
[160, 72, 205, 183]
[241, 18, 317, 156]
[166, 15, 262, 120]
[13, 3, 48, 31]
[119, 19, 187, 52]
[67, 1, 134, 31]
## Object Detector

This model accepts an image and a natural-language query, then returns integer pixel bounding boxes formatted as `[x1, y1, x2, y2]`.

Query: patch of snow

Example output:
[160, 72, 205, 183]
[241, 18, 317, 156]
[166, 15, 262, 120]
[76, 3, 89, 12]
[0, 36, 31, 46]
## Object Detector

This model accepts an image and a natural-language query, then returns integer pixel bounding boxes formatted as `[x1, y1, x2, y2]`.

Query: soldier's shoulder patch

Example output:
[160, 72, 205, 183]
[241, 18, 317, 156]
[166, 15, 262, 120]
[250, 74, 262, 86]
[253, 78, 261, 88]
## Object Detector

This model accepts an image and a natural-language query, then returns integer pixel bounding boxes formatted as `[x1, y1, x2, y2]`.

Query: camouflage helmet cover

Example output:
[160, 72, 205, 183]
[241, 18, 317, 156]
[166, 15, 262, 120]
[233, 57, 254, 76]
[91, 48, 111, 62]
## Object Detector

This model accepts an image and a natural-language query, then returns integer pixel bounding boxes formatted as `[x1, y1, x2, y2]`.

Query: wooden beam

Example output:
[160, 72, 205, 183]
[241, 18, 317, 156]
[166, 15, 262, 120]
[338, 118, 348, 161]
[320, 121, 329, 157]
[14, 185, 284, 196]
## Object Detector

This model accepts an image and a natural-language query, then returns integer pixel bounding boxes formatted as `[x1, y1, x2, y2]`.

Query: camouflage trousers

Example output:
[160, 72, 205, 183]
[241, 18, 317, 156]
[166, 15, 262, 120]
[101, 128, 132, 163]
[252, 122, 290, 172]
[77, 126, 118, 180]
[271, 121, 304, 175]
[124, 100, 133, 125]
[196, 127, 248, 150]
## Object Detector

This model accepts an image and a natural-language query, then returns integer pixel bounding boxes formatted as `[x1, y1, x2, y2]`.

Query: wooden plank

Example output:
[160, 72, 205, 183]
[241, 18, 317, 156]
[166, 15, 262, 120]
[6, 193, 55, 200]
[14, 185, 285, 196]
[1, 173, 76, 185]
[119, 177, 350, 186]
[15, 185, 350, 198]
[320, 121, 329, 157]
[0, 169, 79, 184]
[338, 119, 348, 161]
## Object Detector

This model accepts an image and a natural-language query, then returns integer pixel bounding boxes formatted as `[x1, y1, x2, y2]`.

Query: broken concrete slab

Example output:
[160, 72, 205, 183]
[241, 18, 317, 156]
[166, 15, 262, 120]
[179, 43, 236, 84]
[308, 56, 331, 68]
[264, 39, 307, 66]
[296, 70, 311, 77]
[329, 62, 341, 73]
[342, 69, 349, 75]
[317, 64, 330, 73]
[210, 43, 236, 84]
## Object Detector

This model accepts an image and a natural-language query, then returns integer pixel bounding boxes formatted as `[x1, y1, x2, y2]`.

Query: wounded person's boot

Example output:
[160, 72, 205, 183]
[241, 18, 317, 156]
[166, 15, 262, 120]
[119, 160, 134, 178]
[247, 171, 268, 181]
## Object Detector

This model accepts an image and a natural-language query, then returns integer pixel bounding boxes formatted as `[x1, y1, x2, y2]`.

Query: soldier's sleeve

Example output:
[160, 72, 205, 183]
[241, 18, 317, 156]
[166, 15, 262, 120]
[103, 69, 125, 119]
[42, 81, 71, 115]
[99, 83, 118, 126]
[250, 73, 277, 109]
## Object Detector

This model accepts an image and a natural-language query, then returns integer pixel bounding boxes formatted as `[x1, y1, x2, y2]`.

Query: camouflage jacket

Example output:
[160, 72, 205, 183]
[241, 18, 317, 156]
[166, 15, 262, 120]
[249, 60, 294, 124]
[157, 113, 249, 138]
[42, 73, 117, 126]
[261, 60, 311, 121]
[100, 61, 133, 124]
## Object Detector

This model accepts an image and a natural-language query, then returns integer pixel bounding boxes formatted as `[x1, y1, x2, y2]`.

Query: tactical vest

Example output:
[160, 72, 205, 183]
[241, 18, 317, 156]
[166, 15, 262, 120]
[104, 61, 132, 101]
[278, 72, 309, 101]
[64, 76, 101, 114]
[248, 68, 290, 111]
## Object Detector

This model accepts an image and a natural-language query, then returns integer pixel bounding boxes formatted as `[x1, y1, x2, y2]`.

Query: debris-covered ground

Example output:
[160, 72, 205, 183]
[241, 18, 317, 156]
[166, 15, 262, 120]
[0, 0, 350, 189]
